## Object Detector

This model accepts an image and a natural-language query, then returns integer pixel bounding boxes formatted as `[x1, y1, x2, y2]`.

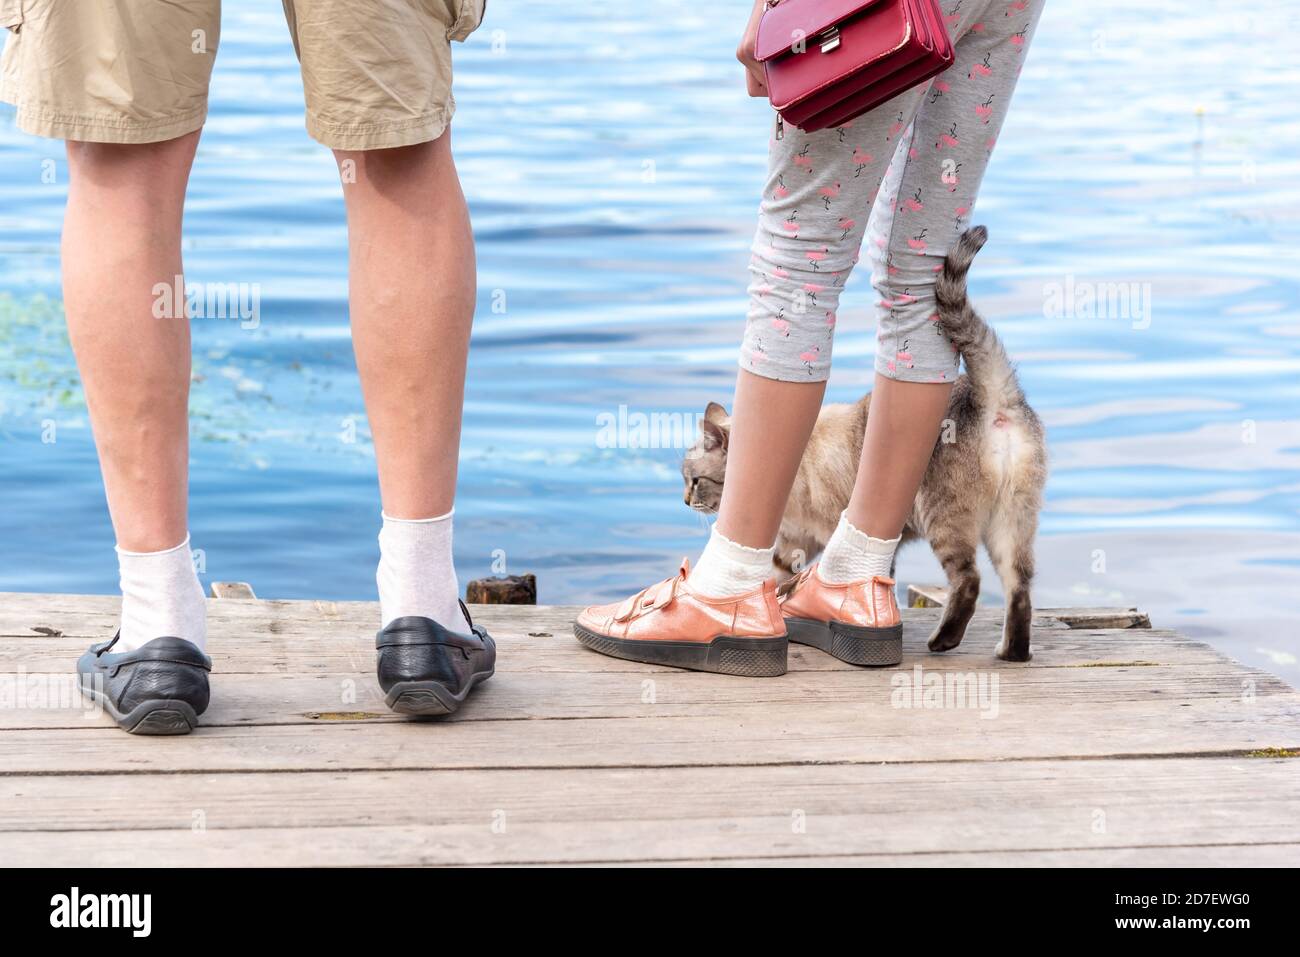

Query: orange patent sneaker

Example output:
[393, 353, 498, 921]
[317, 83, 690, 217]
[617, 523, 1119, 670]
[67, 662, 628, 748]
[778, 564, 903, 666]
[574, 560, 788, 677]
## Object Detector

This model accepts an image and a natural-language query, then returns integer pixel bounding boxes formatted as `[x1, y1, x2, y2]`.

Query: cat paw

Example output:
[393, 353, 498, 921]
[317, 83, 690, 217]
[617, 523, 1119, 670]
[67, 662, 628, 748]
[995, 639, 1032, 662]
[927, 629, 964, 653]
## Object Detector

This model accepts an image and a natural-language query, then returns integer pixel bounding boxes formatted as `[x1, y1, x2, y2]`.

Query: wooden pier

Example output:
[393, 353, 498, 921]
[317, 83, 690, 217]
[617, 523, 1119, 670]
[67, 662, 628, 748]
[1, 590, 1298, 866]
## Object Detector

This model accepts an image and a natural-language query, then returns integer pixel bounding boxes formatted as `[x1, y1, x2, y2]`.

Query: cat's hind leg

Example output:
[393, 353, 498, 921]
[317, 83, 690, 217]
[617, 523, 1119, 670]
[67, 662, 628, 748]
[771, 548, 797, 586]
[772, 532, 812, 585]
[926, 522, 981, 653]
[984, 502, 1037, 662]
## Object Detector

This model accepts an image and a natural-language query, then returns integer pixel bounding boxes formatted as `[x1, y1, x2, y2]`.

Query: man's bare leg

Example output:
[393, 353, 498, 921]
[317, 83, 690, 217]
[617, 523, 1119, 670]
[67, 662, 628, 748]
[335, 132, 475, 630]
[62, 131, 207, 652]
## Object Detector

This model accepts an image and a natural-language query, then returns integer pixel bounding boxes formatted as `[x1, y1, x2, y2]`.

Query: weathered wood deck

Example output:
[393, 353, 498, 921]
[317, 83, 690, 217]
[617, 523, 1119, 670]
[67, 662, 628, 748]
[1, 591, 1298, 866]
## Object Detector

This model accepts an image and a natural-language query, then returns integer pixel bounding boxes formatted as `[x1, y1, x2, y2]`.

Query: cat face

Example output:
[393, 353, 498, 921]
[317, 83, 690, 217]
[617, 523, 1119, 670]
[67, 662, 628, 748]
[681, 401, 729, 513]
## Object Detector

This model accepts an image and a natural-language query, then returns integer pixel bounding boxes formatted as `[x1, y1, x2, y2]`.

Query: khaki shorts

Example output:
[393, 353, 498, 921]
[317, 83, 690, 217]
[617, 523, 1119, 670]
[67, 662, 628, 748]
[0, 0, 486, 149]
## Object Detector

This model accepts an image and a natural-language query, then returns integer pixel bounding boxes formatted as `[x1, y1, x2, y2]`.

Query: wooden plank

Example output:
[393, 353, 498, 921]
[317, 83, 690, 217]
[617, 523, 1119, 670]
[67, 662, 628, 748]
[647, 846, 1300, 867]
[2, 636, 1216, 674]
[0, 663, 1291, 731]
[907, 584, 948, 608]
[5, 831, 1295, 868]
[1046, 608, 1152, 630]
[903, 586, 1150, 629]
[0, 616, 1235, 675]
[0, 591, 1114, 639]
[0, 635, 1249, 692]
[210, 582, 257, 600]
[0, 692, 1296, 775]
[0, 622, 1239, 672]
[0, 758, 1295, 866]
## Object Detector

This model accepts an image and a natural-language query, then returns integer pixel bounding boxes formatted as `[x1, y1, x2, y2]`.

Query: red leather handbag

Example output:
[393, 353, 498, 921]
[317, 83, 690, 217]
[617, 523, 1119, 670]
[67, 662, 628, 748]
[756, 0, 954, 135]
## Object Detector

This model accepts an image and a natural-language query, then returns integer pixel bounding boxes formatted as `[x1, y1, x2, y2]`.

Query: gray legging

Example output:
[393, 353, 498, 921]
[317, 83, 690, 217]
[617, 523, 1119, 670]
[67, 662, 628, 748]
[742, 0, 1046, 382]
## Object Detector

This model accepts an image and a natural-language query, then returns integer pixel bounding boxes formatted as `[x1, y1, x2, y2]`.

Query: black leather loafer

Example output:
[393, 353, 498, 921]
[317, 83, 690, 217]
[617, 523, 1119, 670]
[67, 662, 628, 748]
[77, 634, 212, 735]
[376, 601, 495, 716]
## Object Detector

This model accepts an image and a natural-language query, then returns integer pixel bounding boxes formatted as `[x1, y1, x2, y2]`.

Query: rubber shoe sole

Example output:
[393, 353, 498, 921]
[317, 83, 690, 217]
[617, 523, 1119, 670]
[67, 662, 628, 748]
[785, 617, 902, 667]
[78, 673, 199, 735]
[384, 668, 495, 716]
[573, 624, 787, 677]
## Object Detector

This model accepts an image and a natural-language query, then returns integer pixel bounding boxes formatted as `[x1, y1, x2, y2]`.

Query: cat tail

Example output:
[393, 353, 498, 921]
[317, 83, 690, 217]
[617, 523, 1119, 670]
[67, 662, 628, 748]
[934, 226, 1024, 411]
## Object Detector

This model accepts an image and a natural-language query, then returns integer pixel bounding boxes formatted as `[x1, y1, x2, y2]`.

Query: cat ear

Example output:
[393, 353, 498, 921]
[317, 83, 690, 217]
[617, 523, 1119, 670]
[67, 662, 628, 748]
[704, 401, 730, 425]
[701, 418, 729, 451]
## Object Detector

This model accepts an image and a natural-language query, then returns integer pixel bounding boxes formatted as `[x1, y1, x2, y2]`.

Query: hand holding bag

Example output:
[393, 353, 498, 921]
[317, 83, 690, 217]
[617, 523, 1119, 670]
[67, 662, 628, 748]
[756, 0, 954, 134]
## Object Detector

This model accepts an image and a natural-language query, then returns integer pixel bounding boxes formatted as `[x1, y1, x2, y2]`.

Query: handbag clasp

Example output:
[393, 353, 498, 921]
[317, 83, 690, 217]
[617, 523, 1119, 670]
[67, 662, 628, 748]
[819, 26, 841, 54]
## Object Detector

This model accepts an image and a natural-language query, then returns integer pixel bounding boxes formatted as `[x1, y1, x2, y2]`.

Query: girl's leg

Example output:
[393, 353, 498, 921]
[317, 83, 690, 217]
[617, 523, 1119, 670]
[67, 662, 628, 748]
[714, 371, 825, 550]
[837, 0, 1046, 551]
[696, 89, 931, 592]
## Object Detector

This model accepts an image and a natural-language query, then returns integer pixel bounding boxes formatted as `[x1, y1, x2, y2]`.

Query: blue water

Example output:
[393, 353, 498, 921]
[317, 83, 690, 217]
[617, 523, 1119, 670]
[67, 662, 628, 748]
[2, 0, 1298, 683]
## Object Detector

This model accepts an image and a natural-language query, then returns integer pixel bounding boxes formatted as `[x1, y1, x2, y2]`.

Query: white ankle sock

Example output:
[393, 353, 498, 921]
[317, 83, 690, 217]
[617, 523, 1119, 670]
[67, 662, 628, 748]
[376, 509, 463, 630]
[688, 526, 776, 598]
[819, 513, 900, 584]
[116, 535, 208, 653]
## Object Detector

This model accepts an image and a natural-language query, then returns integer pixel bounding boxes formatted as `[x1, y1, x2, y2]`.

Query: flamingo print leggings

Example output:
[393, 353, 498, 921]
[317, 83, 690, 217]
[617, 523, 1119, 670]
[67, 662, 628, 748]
[742, 0, 1045, 383]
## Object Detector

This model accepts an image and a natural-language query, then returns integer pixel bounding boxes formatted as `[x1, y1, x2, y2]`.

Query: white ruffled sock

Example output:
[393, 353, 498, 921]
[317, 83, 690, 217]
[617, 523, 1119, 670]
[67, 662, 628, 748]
[376, 509, 463, 630]
[116, 535, 208, 652]
[688, 526, 776, 598]
[818, 513, 900, 584]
